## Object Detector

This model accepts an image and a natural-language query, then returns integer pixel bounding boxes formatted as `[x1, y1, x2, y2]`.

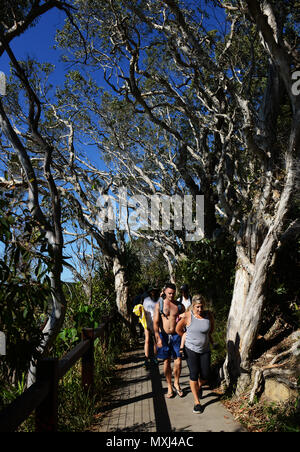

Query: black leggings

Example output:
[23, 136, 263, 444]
[184, 346, 211, 382]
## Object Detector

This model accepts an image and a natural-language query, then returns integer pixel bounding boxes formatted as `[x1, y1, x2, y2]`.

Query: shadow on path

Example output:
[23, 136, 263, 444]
[149, 363, 172, 432]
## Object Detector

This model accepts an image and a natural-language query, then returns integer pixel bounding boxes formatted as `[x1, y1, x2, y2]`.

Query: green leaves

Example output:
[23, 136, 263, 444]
[57, 327, 79, 345]
[0, 198, 51, 384]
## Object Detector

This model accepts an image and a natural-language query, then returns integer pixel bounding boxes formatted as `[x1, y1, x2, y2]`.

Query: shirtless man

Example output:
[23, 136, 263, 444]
[153, 283, 185, 398]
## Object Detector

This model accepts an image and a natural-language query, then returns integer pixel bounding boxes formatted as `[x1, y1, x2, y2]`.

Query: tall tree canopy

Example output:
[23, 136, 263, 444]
[0, 0, 299, 392]
[0, 0, 76, 384]
[55, 0, 300, 390]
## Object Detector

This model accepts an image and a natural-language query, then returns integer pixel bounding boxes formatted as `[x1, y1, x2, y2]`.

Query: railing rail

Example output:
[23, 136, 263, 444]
[0, 319, 111, 432]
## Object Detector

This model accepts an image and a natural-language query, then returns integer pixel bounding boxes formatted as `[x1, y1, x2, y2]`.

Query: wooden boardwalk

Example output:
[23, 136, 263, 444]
[88, 341, 246, 433]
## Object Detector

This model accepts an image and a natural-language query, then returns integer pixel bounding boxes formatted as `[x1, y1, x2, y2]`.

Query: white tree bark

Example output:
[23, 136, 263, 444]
[224, 140, 298, 391]
[113, 255, 129, 320]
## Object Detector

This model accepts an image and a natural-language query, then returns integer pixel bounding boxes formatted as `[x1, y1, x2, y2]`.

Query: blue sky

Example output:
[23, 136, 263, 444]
[1, 8, 67, 86]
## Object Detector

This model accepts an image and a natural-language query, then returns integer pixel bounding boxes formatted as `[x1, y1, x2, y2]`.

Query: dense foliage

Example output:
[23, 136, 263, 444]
[0, 194, 50, 406]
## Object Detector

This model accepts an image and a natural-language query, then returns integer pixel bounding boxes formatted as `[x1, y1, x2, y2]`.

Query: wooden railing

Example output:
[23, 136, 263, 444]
[0, 320, 111, 432]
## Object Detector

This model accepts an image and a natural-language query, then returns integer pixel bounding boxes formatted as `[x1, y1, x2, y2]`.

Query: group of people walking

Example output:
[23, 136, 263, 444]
[133, 282, 214, 414]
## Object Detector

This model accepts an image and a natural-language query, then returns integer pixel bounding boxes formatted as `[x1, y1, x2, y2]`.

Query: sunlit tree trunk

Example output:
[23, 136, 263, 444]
[224, 142, 298, 391]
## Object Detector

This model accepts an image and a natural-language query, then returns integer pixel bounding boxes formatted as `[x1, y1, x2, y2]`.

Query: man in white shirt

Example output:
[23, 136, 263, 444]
[143, 287, 159, 368]
[177, 284, 191, 358]
[178, 284, 191, 310]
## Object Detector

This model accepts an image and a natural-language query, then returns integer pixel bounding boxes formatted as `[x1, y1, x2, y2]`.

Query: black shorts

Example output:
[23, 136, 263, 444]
[184, 346, 211, 381]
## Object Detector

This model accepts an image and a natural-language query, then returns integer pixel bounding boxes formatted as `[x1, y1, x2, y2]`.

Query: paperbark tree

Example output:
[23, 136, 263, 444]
[0, 1, 76, 383]
[0, 52, 67, 385]
[222, 0, 300, 391]
[90, 95, 188, 282]
[46, 67, 185, 317]
[57, 0, 300, 391]
[40, 80, 133, 322]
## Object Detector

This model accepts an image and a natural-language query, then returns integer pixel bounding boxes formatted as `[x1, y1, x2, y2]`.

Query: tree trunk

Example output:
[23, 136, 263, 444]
[224, 144, 297, 392]
[27, 244, 66, 386]
[27, 293, 66, 386]
[113, 255, 130, 321]
[224, 239, 274, 394]
[223, 262, 251, 391]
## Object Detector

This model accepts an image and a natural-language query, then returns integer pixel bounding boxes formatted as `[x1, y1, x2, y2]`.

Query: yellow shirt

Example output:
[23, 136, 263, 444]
[133, 304, 147, 330]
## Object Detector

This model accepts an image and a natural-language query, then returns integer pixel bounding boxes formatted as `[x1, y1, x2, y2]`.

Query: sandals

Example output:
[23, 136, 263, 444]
[174, 386, 184, 397]
[166, 390, 175, 399]
[166, 386, 184, 398]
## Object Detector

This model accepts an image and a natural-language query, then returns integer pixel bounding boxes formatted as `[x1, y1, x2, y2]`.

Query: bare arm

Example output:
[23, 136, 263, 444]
[153, 302, 162, 347]
[175, 313, 188, 336]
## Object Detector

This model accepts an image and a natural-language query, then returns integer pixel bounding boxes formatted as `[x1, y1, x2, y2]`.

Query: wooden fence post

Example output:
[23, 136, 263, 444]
[81, 328, 94, 393]
[35, 358, 59, 432]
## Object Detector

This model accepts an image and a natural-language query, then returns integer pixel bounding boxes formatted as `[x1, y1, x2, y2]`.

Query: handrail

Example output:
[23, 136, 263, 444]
[58, 339, 90, 379]
[0, 380, 50, 432]
[0, 318, 111, 432]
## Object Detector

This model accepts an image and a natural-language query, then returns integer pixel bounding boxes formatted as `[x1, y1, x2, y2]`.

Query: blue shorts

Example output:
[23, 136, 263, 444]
[156, 332, 181, 360]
